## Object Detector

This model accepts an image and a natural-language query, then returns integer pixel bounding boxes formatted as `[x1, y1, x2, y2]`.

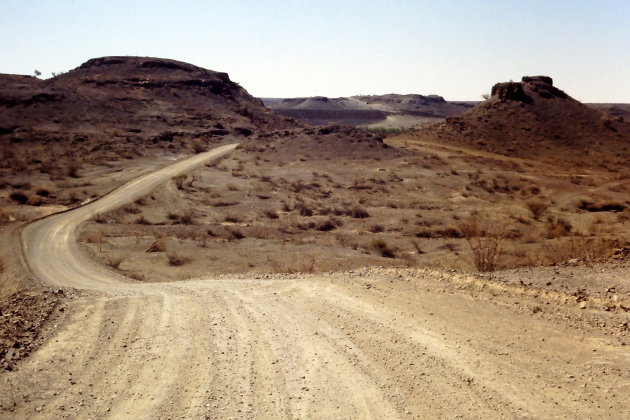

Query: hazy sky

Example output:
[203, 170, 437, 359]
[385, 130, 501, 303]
[2, 0, 629, 101]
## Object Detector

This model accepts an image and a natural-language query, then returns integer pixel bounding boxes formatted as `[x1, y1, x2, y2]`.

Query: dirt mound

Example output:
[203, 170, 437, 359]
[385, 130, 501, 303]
[0, 289, 68, 371]
[414, 76, 630, 167]
[0, 56, 293, 148]
[239, 124, 403, 160]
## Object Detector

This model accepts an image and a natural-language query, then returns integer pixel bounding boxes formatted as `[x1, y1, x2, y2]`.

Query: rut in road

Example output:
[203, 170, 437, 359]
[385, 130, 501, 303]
[2, 145, 629, 419]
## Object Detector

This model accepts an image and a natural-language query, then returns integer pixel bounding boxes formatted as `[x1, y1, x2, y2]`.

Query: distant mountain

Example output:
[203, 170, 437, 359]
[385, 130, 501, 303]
[263, 94, 474, 127]
[351, 94, 473, 118]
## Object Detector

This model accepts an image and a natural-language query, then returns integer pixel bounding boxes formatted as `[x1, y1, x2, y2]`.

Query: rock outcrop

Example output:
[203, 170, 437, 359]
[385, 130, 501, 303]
[414, 75, 630, 167]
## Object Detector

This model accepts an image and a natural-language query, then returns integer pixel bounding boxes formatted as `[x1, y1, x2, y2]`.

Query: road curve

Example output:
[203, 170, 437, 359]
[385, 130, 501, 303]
[21, 143, 239, 290]
[2, 143, 629, 419]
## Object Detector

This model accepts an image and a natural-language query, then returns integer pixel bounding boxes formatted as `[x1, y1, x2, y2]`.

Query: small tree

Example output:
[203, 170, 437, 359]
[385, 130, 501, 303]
[33, 69, 41, 77]
[458, 215, 506, 272]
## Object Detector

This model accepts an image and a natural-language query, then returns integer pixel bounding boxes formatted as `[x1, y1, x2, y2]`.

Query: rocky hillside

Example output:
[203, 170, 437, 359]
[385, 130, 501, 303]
[0, 56, 294, 149]
[414, 76, 630, 168]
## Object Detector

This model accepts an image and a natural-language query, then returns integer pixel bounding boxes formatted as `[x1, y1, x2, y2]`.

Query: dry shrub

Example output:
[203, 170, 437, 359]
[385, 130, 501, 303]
[224, 214, 241, 223]
[94, 213, 108, 224]
[269, 254, 316, 273]
[9, 191, 28, 204]
[26, 195, 43, 206]
[263, 209, 278, 219]
[555, 237, 619, 265]
[128, 272, 146, 281]
[546, 216, 572, 239]
[411, 240, 424, 254]
[579, 200, 625, 212]
[146, 237, 168, 252]
[67, 163, 80, 178]
[79, 230, 104, 244]
[212, 201, 237, 207]
[525, 199, 548, 220]
[415, 226, 462, 239]
[372, 239, 396, 258]
[249, 226, 274, 239]
[179, 210, 196, 225]
[0, 209, 11, 224]
[317, 217, 342, 231]
[369, 224, 384, 233]
[167, 252, 190, 266]
[458, 215, 506, 272]
[106, 256, 124, 269]
[135, 216, 152, 225]
[123, 205, 141, 214]
[295, 203, 314, 217]
[227, 227, 245, 240]
[173, 175, 186, 190]
[191, 139, 205, 153]
[349, 207, 370, 218]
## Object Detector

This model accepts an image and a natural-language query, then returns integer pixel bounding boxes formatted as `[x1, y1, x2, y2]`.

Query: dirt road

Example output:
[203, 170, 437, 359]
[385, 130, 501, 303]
[1, 145, 629, 419]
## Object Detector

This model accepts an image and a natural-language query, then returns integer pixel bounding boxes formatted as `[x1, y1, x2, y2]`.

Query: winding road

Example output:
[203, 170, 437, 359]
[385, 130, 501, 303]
[1, 145, 628, 419]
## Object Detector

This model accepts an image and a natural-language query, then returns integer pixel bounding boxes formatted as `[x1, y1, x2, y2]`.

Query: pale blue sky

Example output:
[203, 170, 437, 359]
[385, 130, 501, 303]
[1, 0, 629, 101]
